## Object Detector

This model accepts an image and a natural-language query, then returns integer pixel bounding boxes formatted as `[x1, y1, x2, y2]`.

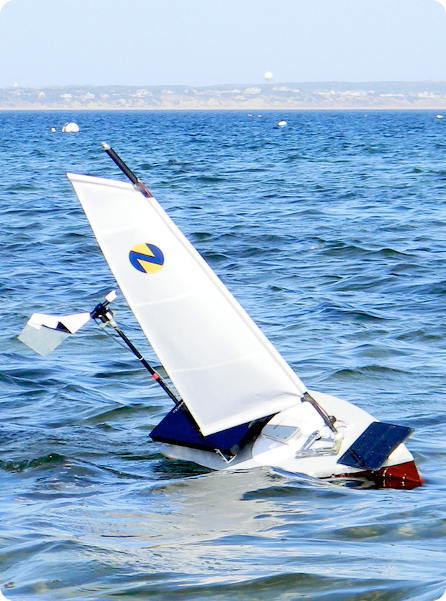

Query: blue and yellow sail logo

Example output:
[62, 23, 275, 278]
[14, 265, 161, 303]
[129, 243, 165, 274]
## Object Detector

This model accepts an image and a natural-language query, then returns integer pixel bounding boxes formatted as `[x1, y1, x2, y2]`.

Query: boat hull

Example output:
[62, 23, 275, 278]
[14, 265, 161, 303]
[157, 390, 422, 489]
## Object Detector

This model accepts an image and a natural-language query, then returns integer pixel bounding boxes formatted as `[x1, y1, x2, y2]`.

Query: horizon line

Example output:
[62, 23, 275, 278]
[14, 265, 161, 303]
[4, 80, 446, 90]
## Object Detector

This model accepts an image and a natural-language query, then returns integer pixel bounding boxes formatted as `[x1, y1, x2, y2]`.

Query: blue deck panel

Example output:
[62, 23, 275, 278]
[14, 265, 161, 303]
[337, 421, 413, 470]
[150, 403, 265, 457]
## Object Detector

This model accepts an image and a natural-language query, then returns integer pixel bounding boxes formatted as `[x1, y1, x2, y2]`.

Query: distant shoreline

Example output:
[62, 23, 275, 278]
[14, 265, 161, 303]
[1, 105, 446, 111]
[2, 82, 446, 112]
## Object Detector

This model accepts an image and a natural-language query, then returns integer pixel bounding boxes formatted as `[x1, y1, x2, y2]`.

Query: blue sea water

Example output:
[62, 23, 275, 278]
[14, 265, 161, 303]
[1, 110, 446, 601]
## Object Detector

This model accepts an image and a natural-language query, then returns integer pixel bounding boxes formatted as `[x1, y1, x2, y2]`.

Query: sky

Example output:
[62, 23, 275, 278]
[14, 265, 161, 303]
[0, 0, 446, 87]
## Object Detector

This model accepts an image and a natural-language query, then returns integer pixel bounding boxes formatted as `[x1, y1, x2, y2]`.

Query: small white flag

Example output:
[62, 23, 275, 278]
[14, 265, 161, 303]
[19, 312, 91, 356]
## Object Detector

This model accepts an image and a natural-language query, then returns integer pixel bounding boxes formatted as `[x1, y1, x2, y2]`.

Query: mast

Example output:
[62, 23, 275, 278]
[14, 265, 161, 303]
[101, 143, 153, 198]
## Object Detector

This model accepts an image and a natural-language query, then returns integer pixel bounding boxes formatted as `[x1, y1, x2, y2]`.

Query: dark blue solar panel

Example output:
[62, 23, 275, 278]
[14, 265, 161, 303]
[337, 421, 413, 470]
[149, 404, 264, 457]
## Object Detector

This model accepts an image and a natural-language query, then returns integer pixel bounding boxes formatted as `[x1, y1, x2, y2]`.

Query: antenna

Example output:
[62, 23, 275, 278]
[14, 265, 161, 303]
[19, 290, 181, 407]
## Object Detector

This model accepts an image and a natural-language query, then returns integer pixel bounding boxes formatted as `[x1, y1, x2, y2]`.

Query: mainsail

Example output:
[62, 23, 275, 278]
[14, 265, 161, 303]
[67, 173, 307, 436]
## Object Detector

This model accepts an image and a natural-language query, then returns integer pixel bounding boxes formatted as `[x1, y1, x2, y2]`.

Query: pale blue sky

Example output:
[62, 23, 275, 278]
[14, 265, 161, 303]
[0, 0, 446, 87]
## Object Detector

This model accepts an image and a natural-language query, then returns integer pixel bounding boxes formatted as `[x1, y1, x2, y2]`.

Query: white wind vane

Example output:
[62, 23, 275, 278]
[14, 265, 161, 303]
[18, 311, 91, 356]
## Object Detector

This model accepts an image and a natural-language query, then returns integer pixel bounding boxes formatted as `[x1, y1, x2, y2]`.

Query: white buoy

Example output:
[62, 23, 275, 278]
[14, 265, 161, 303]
[50, 127, 56, 133]
[62, 122, 80, 133]
[277, 120, 287, 127]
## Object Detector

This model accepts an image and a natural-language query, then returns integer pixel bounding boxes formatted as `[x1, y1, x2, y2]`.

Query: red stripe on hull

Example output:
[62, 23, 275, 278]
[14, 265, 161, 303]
[336, 461, 422, 489]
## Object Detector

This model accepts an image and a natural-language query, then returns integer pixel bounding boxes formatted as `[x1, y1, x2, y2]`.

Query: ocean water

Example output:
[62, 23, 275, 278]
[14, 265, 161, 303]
[1, 110, 446, 601]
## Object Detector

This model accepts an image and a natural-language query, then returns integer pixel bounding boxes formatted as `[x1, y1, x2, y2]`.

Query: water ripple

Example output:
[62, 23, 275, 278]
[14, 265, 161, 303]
[0, 110, 445, 601]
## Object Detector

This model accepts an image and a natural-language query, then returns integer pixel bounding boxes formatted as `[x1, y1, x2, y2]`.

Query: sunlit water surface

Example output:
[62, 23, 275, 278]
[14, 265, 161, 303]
[1, 110, 446, 601]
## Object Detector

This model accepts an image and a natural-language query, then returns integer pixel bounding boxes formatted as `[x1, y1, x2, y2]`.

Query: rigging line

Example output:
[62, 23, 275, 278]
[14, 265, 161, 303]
[94, 318, 169, 377]
[93, 317, 129, 351]
[91, 302, 181, 407]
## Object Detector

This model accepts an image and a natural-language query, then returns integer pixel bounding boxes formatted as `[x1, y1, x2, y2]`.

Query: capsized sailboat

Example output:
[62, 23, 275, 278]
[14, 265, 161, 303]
[19, 145, 422, 489]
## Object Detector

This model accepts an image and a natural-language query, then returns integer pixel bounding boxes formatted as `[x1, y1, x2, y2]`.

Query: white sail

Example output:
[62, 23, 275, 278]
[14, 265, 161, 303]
[67, 173, 307, 436]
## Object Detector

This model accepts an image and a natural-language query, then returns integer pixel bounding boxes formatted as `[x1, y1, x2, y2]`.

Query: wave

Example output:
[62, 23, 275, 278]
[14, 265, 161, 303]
[325, 365, 411, 381]
[0, 453, 65, 473]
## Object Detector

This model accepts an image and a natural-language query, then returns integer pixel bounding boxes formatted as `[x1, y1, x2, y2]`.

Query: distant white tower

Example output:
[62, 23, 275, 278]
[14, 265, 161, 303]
[264, 71, 273, 82]
[0, 0, 13, 13]
[434, 0, 446, 13]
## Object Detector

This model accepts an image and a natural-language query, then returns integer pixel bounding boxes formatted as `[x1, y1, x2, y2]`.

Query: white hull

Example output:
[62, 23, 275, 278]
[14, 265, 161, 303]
[158, 391, 420, 488]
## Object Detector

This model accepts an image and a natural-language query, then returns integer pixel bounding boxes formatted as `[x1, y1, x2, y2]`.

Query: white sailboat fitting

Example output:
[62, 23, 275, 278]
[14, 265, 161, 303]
[20, 145, 422, 489]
